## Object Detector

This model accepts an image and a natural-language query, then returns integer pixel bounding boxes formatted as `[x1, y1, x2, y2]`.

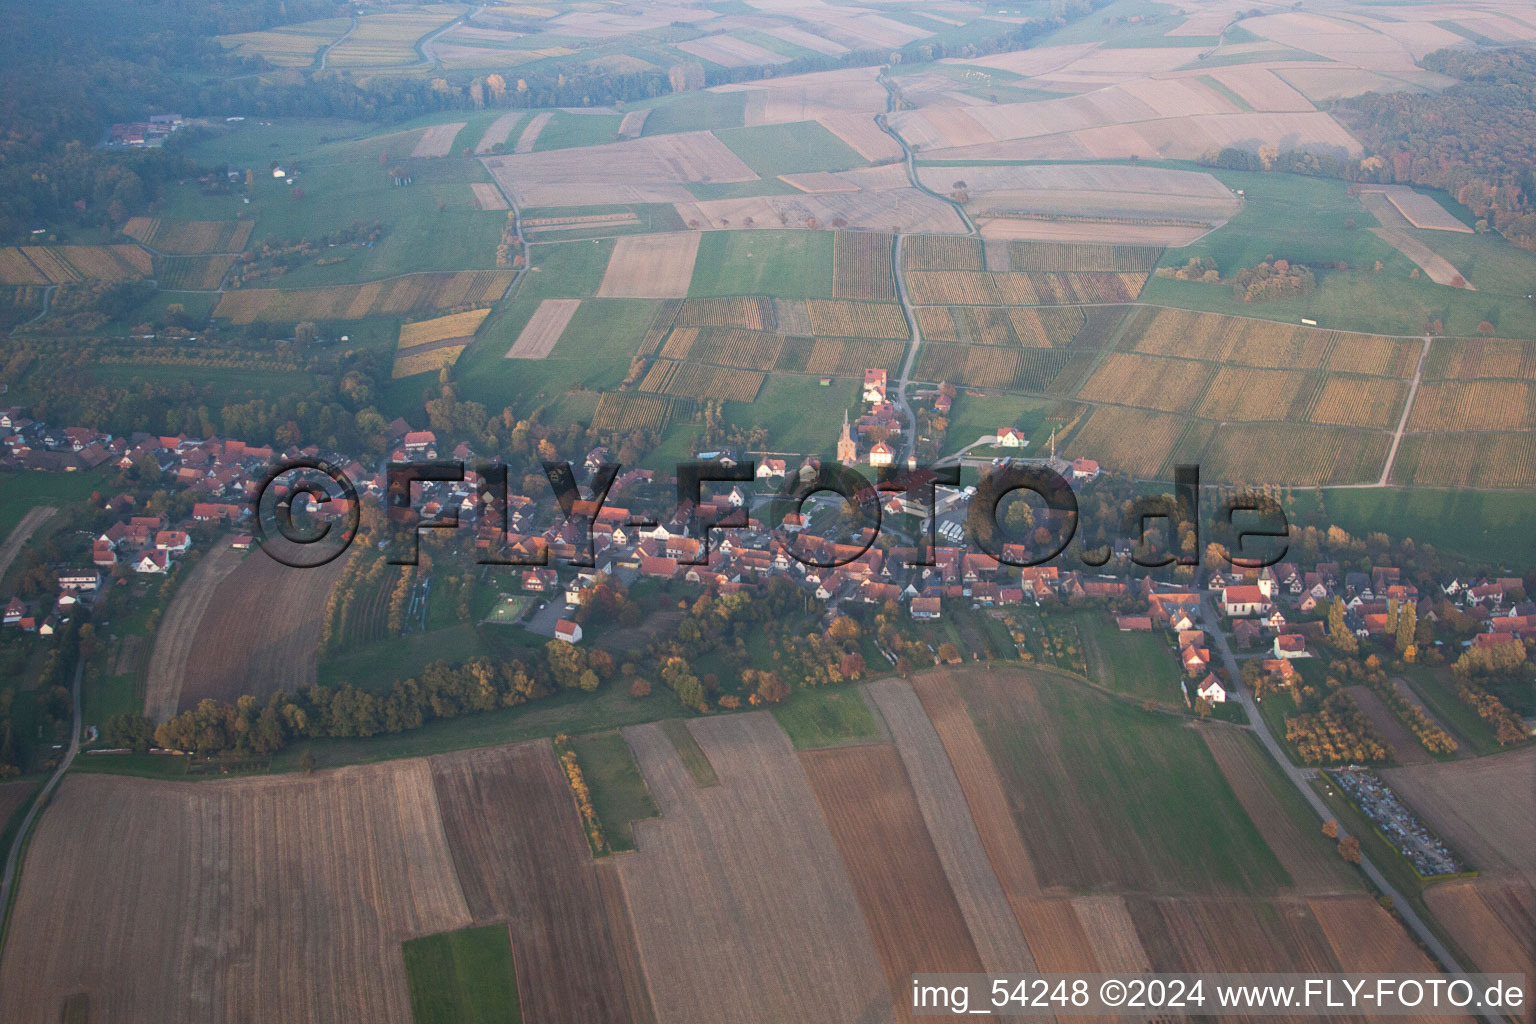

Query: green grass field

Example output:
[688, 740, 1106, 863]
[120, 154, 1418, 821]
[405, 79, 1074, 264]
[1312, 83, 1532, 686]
[1314, 487, 1536, 566]
[564, 729, 657, 852]
[532, 112, 624, 152]
[0, 468, 106, 540]
[688, 230, 834, 299]
[402, 925, 522, 1024]
[960, 667, 1292, 894]
[636, 90, 749, 134]
[1145, 168, 1536, 337]
[714, 121, 866, 177]
[944, 392, 1054, 451]
[722, 376, 859, 456]
[771, 686, 883, 749]
[1073, 612, 1184, 705]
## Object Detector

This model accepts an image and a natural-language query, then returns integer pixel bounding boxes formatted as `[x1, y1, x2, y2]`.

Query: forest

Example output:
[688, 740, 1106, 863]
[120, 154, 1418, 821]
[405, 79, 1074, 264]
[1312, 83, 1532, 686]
[1341, 48, 1536, 250]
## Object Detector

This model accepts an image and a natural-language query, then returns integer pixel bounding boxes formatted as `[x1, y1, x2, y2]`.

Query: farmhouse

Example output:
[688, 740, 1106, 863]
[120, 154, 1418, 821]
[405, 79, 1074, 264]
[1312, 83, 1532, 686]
[996, 427, 1027, 447]
[868, 441, 893, 468]
[1274, 633, 1308, 659]
[1071, 457, 1099, 480]
[1222, 584, 1271, 617]
[134, 551, 171, 574]
[554, 619, 582, 644]
[1195, 673, 1228, 703]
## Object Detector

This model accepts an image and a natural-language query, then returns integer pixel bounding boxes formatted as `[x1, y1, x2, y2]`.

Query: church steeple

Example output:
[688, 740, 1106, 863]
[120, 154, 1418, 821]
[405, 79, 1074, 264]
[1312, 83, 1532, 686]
[837, 408, 857, 466]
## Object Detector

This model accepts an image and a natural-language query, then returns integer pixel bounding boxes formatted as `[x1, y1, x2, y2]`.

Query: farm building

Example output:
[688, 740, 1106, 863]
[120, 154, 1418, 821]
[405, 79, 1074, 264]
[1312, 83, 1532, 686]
[554, 619, 582, 644]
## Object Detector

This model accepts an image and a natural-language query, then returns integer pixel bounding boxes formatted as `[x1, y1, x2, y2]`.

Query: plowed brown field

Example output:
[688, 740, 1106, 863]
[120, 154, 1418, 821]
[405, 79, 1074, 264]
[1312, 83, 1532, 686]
[0, 765, 471, 1024]
[617, 714, 891, 1024]
[801, 744, 985, 1020]
[430, 741, 638, 1024]
[141, 545, 245, 721]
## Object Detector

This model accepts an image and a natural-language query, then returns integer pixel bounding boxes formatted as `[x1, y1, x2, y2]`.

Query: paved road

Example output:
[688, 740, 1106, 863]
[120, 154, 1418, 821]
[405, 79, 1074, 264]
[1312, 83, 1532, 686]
[0, 656, 83, 932]
[1200, 595, 1494, 1018]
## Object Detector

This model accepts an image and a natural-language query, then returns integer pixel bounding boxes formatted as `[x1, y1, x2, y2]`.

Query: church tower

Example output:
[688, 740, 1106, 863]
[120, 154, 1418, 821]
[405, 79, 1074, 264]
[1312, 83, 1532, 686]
[836, 409, 857, 466]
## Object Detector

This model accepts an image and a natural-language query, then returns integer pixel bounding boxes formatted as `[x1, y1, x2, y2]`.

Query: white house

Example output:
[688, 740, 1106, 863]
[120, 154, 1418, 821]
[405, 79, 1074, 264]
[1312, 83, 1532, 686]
[1194, 673, 1228, 704]
[135, 551, 171, 574]
[554, 619, 582, 644]
[1222, 584, 1271, 617]
[996, 427, 1027, 448]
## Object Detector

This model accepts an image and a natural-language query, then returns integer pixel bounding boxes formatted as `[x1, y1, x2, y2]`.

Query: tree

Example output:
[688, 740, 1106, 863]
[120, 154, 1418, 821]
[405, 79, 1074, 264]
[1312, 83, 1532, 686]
[1395, 601, 1417, 656]
[1328, 597, 1358, 654]
[1321, 819, 1339, 839]
[629, 677, 652, 698]
[1476, 320, 1495, 335]
[936, 641, 960, 663]
[300, 750, 318, 775]
[1337, 835, 1362, 864]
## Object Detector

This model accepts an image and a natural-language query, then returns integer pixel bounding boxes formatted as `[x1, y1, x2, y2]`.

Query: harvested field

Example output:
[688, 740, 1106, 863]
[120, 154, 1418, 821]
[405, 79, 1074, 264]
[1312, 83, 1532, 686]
[616, 109, 649, 140]
[1200, 423, 1390, 485]
[1132, 896, 1342, 975]
[0, 249, 47, 285]
[215, 270, 513, 323]
[1066, 406, 1187, 478]
[1208, 66, 1315, 112]
[469, 182, 508, 210]
[616, 715, 892, 1024]
[1389, 432, 1536, 488]
[978, 218, 1212, 245]
[675, 33, 788, 68]
[1371, 227, 1471, 287]
[431, 742, 638, 1024]
[1006, 241, 1162, 272]
[1407, 379, 1535, 432]
[474, 112, 523, 154]
[1078, 353, 1215, 413]
[800, 744, 986, 1019]
[1070, 896, 1153, 973]
[505, 298, 580, 358]
[597, 232, 700, 299]
[411, 122, 465, 158]
[1308, 895, 1444, 974]
[515, 111, 552, 153]
[1382, 746, 1535, 880]
[141, 545, 245, 722]
[393, 343, 467, 378]
[676, 184, 964, 235]
[0, 764, 472, 1024]
[1370, 185, 1471, 232]
[175, 551, 345, 708]
[1425, 880, 1536, 1007]
[832, 231, 896, 301]
[817, 113, 904, 163]
[1201, 727, 1362, 894]
[487, 131, 756, 207]
[864, 679, 1039, 974]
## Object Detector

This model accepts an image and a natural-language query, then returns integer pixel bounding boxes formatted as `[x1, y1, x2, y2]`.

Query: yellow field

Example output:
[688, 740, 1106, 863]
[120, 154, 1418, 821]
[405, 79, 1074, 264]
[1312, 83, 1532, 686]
[805, 300, 909, 339]
[831, 232, 896, 301]
[1326, 334, 1421, 377]
[1009, 306, 1086, 347]
[154, 255, 236, 290]
[639, 359, 765, 402]
[1007, 241, 1162, 272]
[1391, 432, 1536, 487]
[326, 8, 465, 67]
[1201, 423, 1390, 485]
[592, 392, 681, 433]
[1132, 309, 1337, 368]
[906, 270, 1002, 306]
[914, 343, 1021, 388]
[1406, 380, 1536, 432]
[665, 327, 785, 370]
[0, 249, 47, 285]
[802, 338, 907, 376]
[916, 307, 957, 341]
[1067, 406, 1188, 478]
[215, 271, 513, 323]
[216, 18, 352, 66]
[903, 235, 983, 270]
[1077, 353, 1215, 413]
[398, 308, 491, 350]
[1196, 366, 1318, 422]
[392, 343, 467, 379]
[124, 219, 253, 255]
[676, 296, 772, 331]
[1309, 376, 1407, 429]
[0, 245, 150, 284]
[1425, 336, 1536, 381]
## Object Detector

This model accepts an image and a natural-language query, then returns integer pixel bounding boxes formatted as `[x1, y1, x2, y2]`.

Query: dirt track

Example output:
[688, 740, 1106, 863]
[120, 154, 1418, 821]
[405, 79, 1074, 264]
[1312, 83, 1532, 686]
[0, 506, 56, 582]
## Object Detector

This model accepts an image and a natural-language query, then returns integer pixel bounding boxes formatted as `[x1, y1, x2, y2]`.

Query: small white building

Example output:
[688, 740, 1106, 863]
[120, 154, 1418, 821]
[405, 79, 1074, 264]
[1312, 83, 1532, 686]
[554, 619, 582, 644]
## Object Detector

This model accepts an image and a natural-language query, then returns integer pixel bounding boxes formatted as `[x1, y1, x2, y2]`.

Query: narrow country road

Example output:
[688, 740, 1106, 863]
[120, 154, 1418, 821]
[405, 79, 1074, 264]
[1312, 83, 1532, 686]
[1200, 596, 1493, 1021]
[0, 656, 84, 937]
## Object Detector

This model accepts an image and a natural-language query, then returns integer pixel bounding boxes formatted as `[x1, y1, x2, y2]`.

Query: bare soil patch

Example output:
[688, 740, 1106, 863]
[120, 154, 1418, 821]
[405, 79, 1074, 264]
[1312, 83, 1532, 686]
[142, 545, 245, 722]
[506, 298, 580, 358]
[597, 232, 700, 298]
